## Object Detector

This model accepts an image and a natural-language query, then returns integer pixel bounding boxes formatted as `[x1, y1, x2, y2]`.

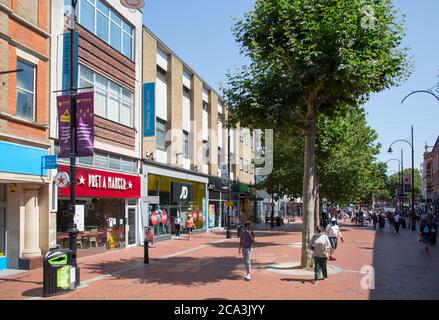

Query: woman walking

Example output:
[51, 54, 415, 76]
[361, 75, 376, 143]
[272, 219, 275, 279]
[378, 213, 385, 231]
[185, 214, 196, 240]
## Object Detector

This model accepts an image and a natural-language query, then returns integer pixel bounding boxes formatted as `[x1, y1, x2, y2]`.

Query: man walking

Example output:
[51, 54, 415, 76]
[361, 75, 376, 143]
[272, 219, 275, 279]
[238, 222, 255, 281]
[394, 212, 401, 234]
[310, 226, 331, 284]
[325, 218, 344, 260]
[174, 213, 182, 239]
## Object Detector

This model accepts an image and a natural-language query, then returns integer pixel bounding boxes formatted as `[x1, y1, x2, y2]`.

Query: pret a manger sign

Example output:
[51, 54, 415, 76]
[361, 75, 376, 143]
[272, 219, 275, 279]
[58, 165, 140, 198]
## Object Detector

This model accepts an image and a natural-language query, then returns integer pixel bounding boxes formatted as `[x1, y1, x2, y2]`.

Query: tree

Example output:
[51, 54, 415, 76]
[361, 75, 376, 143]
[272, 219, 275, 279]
[386, 168, 422, 203]
[224, 0, 411, 268]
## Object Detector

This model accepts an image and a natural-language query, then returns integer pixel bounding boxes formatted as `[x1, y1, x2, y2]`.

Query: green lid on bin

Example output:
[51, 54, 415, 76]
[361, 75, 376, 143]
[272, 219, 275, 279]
[48, 253, 68, 266]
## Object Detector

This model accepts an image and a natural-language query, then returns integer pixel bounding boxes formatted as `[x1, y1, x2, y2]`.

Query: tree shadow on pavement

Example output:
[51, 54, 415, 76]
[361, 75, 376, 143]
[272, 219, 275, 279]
[208, 241, 284, 249]
[281, 278, 313, 284]
[83, 255, 246, 287]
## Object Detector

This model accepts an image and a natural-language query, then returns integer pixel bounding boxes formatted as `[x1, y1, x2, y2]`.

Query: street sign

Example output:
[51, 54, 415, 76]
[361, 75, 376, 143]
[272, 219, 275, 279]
[55, 172, 70, 188]
[43, 155, 57, 169]
[62, 31, 79, 92]
[220, 164, 228, 175]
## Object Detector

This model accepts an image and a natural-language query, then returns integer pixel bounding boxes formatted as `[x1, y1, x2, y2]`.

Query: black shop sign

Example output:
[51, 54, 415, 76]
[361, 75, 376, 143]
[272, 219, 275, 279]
[171, 182, 193, 203]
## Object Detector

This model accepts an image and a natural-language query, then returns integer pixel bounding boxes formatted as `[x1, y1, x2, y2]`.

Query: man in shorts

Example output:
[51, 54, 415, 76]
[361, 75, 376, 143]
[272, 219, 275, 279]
[325, 218, 344, 261]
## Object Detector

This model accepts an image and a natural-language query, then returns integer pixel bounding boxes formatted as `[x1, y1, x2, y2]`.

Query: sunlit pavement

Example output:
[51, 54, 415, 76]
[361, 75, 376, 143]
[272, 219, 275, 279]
[0, 221, 438, 300]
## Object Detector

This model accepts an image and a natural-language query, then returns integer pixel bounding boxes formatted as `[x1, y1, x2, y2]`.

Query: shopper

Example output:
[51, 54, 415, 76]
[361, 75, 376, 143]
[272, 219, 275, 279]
[378, 213, 385, 231]
[185, 214, 196, 241]
[394, 212, 401, 234]
[430, 215, 438, 246]
[419, 217, 431, 251]
[238, 222, 255, 281]
[174, 213, 182, 239]
[325, 218, 344, 261]
[310, 226, 331, 284]
[372, 212, 378, 230]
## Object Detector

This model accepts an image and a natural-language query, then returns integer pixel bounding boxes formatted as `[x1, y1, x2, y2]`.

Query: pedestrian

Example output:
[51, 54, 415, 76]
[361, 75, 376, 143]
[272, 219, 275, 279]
[185, 214, 196, 240]
[394, 212, 401, 234]
[372, 212, 378, 230]
[325, 218, 344, 260]
[238, 222, 255, 281]
[174, 212, 182, 239]
[419, 218, 431, 251]
[310, 226, 331, 284]
[379, 213, 385, 231]
[430, 215, 438, 246]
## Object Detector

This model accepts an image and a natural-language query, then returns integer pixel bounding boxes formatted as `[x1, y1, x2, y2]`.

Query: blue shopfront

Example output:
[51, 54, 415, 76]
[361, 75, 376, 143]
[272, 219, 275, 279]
[0, 141, 50, 270]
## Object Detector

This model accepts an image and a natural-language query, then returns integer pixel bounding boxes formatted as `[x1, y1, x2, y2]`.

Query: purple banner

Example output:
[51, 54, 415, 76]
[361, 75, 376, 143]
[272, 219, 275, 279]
[76, 92, 94, 157]
[57, 95, 71, 158]
[57, 92, 94, 158]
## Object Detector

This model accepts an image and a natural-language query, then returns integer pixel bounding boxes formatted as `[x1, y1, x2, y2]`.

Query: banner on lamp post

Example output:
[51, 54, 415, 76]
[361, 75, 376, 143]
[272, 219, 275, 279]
[57, 95, 71, 158]
[76, 92, 94, 157]
[57, 92, 94, 159]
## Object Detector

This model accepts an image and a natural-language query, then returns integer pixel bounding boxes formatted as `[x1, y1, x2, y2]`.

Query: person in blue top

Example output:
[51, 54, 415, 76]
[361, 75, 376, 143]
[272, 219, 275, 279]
[419, 214, 432, 251]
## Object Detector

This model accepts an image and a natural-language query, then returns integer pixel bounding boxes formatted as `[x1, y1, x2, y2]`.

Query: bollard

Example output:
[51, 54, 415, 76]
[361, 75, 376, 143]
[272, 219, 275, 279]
[144, 240, 150, 264]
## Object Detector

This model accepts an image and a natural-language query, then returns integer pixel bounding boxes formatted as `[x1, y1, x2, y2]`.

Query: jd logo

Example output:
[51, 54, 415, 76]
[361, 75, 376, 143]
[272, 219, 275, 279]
[180, 186, 188, 200]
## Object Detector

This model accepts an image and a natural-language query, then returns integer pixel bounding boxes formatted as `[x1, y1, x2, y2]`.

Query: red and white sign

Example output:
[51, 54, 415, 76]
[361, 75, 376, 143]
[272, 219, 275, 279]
[192, 210, 198, 221]
[198, 210, 203, 222]
[161, 212, 167, 224]
[151, 211, 158, 226]
[58, 165, 141, 198]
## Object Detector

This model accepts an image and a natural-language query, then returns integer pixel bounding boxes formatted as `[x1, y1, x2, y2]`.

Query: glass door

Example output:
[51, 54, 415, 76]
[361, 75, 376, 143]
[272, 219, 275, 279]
[127, 208, 136, 246]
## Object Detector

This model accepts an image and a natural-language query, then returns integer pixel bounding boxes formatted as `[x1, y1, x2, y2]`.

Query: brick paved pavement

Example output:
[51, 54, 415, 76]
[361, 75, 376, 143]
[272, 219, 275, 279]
[0, 221, 438, 300]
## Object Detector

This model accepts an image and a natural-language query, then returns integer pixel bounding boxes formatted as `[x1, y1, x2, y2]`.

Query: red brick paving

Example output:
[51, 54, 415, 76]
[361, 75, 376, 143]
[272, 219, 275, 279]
[0, 222, 438, 300]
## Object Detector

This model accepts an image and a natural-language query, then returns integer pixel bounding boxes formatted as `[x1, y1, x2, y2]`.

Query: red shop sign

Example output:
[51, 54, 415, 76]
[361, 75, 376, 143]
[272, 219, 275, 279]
[161, 212, 167, 224]
[192, 210, 198, 221]
[151, 211, 158, 226]
[58, 165, 141, 199]
[198, 210, 203, 222]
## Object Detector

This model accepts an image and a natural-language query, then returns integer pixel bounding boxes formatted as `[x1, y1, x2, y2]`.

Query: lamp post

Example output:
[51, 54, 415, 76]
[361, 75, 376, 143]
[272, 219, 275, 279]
[226, 125, 232, 239]
[386, 157, 403, 214]
[388, 126, 415, 230]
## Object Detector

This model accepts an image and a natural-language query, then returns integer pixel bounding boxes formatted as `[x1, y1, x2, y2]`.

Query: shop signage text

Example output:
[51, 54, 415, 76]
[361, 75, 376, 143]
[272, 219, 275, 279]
[58, 165, 140, 198]
[172, 182, 193, 203]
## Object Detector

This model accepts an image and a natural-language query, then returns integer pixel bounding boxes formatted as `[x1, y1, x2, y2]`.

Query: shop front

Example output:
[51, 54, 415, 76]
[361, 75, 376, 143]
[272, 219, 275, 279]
[208, 177, 227, 229]
[57, 165, 141, 254]
[142, 163, 208, 240]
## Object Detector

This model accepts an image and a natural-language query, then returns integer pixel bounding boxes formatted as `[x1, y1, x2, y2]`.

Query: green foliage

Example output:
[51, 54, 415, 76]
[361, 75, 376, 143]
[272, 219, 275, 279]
[224, 0, 412, 130]
[386, 168, 423, 201]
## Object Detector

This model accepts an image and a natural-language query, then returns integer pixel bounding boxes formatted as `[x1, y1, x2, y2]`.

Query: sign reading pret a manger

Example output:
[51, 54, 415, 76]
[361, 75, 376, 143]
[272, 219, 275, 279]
[58, 165, 140, 198]
[171, 182, 193, 203]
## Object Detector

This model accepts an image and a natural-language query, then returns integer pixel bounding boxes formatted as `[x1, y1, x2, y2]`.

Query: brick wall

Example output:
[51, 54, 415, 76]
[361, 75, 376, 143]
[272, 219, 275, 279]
[95, 116, 135, 149]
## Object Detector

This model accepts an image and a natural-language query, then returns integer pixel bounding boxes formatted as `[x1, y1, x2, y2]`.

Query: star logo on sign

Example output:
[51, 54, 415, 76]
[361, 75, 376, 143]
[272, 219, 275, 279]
[127, 181, 133, 190]
[57, 175, 65, 186]
[78, 175, 85, 185]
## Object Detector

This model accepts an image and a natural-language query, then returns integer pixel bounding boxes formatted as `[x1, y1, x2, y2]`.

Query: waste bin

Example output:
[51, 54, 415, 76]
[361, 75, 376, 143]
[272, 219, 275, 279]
[43, 249, 74, 297]
[276, 217, 281, 226]
[237, 224, 243, 238]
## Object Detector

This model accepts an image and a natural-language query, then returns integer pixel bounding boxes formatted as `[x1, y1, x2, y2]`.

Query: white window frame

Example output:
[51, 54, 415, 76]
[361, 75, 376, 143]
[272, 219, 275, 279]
[79, 64, 134, 127]
[78, 0, 134, 60]
[16, 59, 36, 121]
[183, 131, 189, 159]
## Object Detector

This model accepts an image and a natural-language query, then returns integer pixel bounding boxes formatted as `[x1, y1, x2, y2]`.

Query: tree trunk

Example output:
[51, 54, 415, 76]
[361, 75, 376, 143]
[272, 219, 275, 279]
[301, 111, 317, 269]
[314, 171, 320, 227]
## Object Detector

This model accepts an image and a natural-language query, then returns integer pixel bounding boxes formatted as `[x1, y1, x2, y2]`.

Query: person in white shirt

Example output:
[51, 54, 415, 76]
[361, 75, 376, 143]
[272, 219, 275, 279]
[325, 218, 344, 261]
[393, 213, 401, 234]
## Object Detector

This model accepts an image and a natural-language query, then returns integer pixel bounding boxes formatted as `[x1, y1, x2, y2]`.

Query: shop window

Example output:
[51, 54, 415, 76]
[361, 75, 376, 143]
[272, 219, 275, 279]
[16, 59, 36, 121]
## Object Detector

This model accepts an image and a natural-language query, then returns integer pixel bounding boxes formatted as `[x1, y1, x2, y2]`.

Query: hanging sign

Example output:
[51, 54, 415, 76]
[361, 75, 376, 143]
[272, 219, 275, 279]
[151, 211, 158, 226]
[193, 210, 198, 222]
[55, 172, 70, 189]
[161, 211, 167, 224]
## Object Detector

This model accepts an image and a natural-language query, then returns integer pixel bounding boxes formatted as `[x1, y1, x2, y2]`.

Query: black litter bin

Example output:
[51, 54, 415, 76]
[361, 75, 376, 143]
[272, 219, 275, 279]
[276, 217, 281, 226]
[43, 249, 74, 297]
[237, 224, 243, 238]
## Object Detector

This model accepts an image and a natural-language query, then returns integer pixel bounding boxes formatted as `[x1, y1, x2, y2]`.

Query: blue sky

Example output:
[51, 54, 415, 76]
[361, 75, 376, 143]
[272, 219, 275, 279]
[142, 0, 439, 174]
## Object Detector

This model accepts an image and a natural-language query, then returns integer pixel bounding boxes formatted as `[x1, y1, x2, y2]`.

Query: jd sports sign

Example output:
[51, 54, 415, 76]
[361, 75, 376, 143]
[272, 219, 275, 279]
[172, 182, 193, 203]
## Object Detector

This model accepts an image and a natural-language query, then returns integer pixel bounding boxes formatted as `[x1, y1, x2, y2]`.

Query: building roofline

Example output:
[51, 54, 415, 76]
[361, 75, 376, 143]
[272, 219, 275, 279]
[142, 25, 225, 104]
